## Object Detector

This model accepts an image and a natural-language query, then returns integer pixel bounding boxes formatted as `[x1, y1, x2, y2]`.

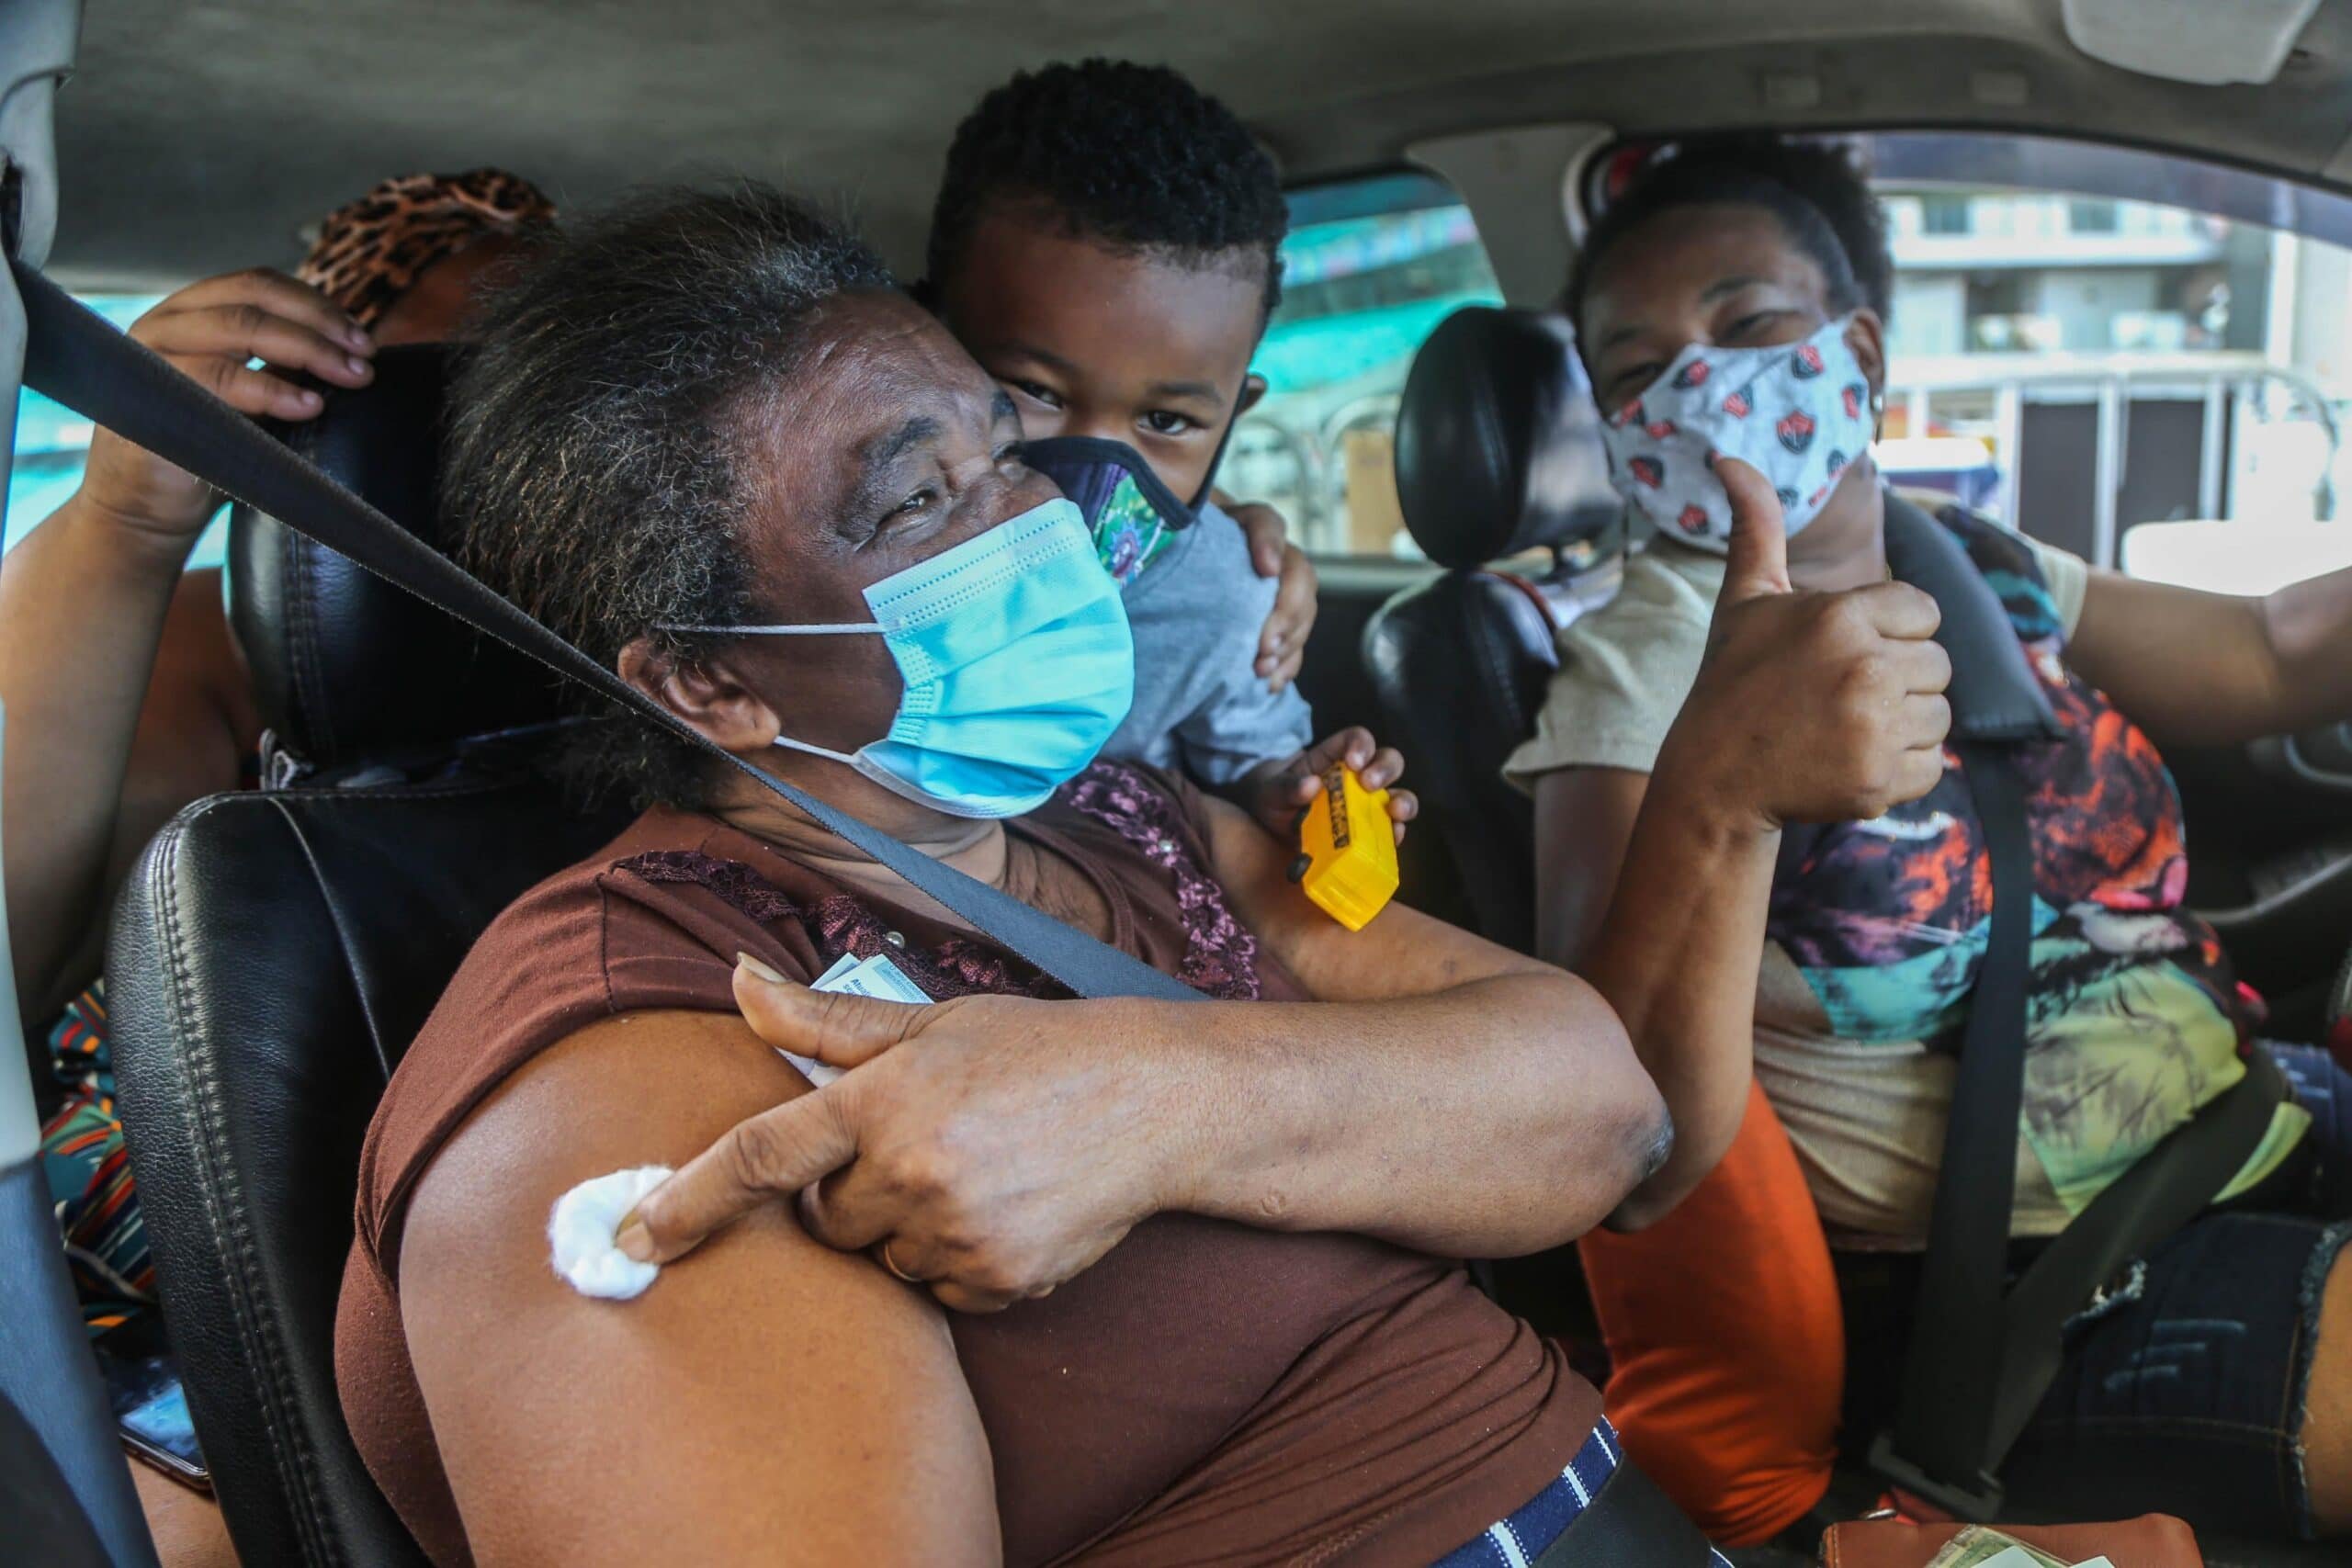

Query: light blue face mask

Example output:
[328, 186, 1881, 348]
[660, 497, 1135, 818]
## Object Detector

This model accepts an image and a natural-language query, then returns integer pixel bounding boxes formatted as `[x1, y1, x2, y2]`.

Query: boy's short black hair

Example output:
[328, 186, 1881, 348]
[926, 58, 1287, 321]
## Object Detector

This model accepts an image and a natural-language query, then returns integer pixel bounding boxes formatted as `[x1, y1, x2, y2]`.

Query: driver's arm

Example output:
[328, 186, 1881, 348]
[398, 1010, 998, 1567]
[2063, 560, 2352, 749]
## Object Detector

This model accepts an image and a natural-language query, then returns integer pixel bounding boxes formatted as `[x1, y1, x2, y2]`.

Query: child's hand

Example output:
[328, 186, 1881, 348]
[1245, 728, 1418, 845]
[1223, 497, 1317, 694]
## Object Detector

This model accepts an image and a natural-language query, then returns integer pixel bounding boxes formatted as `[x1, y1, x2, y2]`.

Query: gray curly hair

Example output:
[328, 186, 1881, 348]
[444, 184, 894, 808]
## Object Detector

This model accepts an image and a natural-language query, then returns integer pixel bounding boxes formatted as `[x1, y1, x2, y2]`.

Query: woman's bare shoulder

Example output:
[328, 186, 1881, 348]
[405, 1009, 808, 1258]
[398, 1010, 998, 1565]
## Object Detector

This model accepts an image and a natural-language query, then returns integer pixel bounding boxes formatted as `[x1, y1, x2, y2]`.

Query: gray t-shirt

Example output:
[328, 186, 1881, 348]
[1103, 500, 1314, 786]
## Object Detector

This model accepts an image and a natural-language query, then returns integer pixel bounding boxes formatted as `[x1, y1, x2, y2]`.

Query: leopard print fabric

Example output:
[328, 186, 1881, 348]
[295, 168, 555, 327]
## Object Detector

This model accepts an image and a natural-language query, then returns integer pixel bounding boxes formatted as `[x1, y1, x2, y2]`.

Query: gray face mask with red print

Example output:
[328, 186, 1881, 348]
[1599, 315, 1877, 550]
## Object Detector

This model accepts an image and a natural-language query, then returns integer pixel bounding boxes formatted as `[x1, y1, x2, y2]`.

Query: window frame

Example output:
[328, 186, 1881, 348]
[1244, 166, 1505, 562]
[1577, 128, 2352, 254]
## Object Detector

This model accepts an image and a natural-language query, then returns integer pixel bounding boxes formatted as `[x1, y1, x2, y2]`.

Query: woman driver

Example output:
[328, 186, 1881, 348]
[1510, 135, 2352, 1545]
[334, 185, 1945, 1565]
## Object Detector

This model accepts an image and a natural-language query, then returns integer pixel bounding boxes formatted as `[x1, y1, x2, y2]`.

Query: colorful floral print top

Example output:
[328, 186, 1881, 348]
[1764, 504, 2297, 1223]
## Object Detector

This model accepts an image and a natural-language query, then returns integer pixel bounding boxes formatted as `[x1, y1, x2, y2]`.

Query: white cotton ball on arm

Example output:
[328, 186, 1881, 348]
[548, 1166, 673, 1301]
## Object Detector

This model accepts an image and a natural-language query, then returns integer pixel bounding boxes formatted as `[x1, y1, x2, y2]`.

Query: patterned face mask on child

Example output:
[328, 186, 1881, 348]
[1018, 435, 1200, 588]
[1598, 315, 1878, 552]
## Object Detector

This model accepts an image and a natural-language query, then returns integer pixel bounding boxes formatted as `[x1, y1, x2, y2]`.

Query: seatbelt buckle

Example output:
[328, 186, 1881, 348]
[1867, 1430, 2005, 1522]
[255, 729, 311, 792]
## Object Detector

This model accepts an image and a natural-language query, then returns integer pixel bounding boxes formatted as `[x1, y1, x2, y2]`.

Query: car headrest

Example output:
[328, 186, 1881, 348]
[1395, 306, 1622, 570]
[228, 344, 563, 771]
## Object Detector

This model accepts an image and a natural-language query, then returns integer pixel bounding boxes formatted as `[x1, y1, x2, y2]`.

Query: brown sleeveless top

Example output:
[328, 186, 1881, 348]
[336, 761, 1600, 1566]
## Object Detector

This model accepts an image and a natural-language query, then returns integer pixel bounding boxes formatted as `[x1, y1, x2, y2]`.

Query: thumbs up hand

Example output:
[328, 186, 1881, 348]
[1716, 453, 1794, 605]
[1665, 457, 1953, 829]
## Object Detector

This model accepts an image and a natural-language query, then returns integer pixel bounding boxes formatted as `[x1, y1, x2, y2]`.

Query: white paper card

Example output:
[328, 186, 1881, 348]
[826, 953, 930, 1005]
[780, 953, 932, 1084]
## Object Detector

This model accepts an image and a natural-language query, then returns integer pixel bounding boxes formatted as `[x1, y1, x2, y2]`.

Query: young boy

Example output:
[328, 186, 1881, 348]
[924, 58, 1413, 841]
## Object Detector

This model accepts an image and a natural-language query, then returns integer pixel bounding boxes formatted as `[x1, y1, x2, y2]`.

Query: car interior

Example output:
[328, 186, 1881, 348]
[12, 3, 2352, 1565]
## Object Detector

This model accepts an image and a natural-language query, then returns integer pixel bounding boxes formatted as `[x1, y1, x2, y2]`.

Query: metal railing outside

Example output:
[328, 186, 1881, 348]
[1885, 350, 2342, 567]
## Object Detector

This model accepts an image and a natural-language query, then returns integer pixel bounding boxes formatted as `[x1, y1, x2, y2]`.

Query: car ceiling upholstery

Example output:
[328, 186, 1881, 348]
[54, 0, 2352, 288]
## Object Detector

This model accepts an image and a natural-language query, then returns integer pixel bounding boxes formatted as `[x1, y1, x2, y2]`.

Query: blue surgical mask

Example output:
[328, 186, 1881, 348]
[659, 498, 1134, 818]
[1020, 436, 1200, 588]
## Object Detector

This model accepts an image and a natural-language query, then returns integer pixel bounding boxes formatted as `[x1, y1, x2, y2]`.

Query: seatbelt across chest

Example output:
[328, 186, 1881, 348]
[11, 259, 1198, 1005]
[1868, 497, 2286, 1517]
[1870, 732, 2037, 1511]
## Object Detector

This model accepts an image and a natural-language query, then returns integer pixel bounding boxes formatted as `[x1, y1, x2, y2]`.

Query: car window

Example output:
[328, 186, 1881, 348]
[1232, 173, 1503, 559]
[5, 290, 229, 570]
[1591, 132, 2352, 593]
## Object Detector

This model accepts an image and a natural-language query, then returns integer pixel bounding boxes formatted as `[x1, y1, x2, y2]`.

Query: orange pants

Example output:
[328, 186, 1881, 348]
[1577, 1080, 1843, 1546]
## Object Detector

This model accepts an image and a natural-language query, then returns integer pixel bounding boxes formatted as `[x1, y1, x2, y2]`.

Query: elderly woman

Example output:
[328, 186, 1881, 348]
[334, 186, 1945, 1566]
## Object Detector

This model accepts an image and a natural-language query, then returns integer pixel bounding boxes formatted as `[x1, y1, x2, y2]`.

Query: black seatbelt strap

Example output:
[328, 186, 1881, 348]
[1872, 740, 2286, 1516]
[1529, 1454, 1715, 1566]
[1871, 739, 2034, 1515]
[1870, 496, 2287, 1516]
[1986, 1040, 2282, 1459]
[12, 260, 1197, 1004]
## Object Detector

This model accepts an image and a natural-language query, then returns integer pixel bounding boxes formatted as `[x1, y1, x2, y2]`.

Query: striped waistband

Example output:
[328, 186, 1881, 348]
[1433, 1420, 1623, 1567]
[1433, 1420, 1734, 1568]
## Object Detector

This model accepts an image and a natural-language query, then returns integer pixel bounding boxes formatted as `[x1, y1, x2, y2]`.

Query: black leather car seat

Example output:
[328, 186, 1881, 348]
[107, 346, 627, 1566]
[227, 347, 567, 786]
[1363, 307, 1621, 952]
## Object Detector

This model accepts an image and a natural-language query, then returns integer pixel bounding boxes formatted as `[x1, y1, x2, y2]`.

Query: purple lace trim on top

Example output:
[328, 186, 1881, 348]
[617, 850, 799, 923]
[807, 895, 1061, 1001]
[610, 849, 1060, 1001]
[612, 761, 1260, 1003]
[1055, 761, 1261, 1000]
